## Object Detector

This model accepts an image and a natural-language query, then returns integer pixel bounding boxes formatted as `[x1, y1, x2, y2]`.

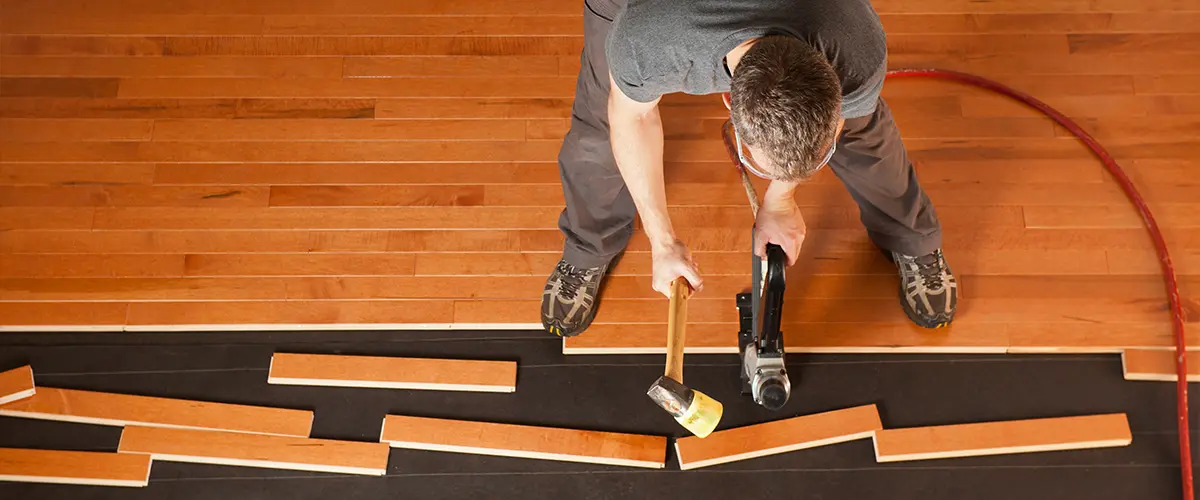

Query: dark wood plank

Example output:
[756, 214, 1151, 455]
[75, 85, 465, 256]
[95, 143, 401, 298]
[159, 36, 583, 56]
[269, 186, 486, 207]
[344, 56, 564, 77]
[151, 119, 527, 141]
[0, 35, 164, 56]
[0, 98, 239, 118]
[0, 186, 269, 207]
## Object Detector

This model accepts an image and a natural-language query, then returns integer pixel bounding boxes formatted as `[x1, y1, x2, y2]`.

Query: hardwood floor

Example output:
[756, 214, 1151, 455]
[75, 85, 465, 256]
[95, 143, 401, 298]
[1, 0, 1197, 354]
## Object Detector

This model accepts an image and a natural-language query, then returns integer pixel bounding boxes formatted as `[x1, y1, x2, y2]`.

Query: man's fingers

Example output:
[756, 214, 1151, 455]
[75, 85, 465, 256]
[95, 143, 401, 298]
[682, 265, 704, 293]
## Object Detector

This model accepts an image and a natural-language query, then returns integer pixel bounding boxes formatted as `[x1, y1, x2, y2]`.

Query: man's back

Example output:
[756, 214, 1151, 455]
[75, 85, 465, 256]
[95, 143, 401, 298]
[605, 0, 888, 118]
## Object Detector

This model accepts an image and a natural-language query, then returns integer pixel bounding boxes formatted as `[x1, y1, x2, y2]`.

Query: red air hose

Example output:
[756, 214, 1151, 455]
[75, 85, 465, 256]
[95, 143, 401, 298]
[883, 68, 1192, 499]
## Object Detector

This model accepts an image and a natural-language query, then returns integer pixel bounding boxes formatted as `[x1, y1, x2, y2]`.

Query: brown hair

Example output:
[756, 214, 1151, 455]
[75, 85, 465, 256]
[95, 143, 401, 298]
[729, 35, 842, 181]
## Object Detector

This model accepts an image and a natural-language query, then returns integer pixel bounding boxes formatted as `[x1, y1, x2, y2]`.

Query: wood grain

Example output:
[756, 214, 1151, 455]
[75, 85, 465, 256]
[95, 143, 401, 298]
[117, 425, 390, 476]
[0, 365, 36, 406]
[0, 387, 313, 436]
[0, 448, 150, 487]
[675, 404, 882, 470]
[873, 414, 1133, 462]
[380, 414, 667, 468]
[267, 352, 517, 392]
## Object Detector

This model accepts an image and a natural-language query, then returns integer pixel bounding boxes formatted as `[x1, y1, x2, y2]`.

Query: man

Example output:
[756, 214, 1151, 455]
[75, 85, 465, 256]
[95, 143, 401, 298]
[541, 0, 958, 337]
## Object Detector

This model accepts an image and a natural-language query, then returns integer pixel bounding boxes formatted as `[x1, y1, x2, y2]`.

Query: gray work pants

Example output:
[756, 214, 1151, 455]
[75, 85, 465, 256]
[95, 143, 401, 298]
[557, 0, 942, 268]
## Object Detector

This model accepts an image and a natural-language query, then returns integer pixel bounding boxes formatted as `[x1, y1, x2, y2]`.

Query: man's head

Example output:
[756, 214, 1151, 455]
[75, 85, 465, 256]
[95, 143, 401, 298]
[727, 35, 842, 182]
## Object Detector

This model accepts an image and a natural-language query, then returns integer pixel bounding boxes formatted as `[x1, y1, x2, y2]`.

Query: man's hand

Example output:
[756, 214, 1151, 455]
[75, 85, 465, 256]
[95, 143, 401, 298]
[753, 188, 806, 266]
[651, 238, 703, 297]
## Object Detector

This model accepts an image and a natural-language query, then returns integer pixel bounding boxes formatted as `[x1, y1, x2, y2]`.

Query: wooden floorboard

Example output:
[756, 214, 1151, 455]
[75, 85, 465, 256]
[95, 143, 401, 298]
[0, 0, 1196, 356]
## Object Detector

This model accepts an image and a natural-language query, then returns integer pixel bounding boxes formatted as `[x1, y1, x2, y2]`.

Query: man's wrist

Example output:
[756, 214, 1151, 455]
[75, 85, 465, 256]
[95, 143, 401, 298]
[764, 179, 800, 205]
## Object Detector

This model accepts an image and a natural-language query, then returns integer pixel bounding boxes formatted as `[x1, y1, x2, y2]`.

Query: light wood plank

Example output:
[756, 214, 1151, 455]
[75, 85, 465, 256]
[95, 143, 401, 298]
[184, 253, 416, 277]
[0, 119, 153, 142]
[151, 119, 527, 141]
[0, 302, 128, 328]
[269, 186, 486, 207]
[0, 186, 269, 207]
[0, 387, 313, 437]
[0, 366, 36, 406]
[1, 14, 266, 35]
[344, 56, 563, 77]
[0, 98, 239, 118]
[126, 300, 455, 328]
[1, 163, 156, 184]
[0, 277, 290, 301]
[380, 414, 666, 468]
[0, 208, 94, 230]
[675, 404, 882, 470]
[0, 255, 186, 278]
[1121, 349, 1200, 382]
[262, 15, 581, 36]
[873, 414, 1132, 462]
[117, 425, 389, 476]
[1, 36, 164, 56]
[0, 230, 391, 254]
[0, 448, 150, 487]
[0, 56, 344, 78]
[267, 352, 516, 392]
[1025, 205, 1200, 228]
[117, 77, 578, 98]
[5, 0, 580, 15]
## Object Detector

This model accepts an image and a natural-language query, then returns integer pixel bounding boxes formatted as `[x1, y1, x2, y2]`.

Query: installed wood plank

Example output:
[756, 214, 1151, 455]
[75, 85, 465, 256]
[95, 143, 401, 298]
[1, 163, 156, 184]
[674, 405, 882, 470]
[414, 248, 1107, 277]
[0, 448, 150, 487]
[1, 56, 343, 78]
[267, 352, 516, 392]
[1006, 323, 1196, 354]
[376, 98, 573, 119]
[0, 255, 185, 278]
[0, 366, 36, 406]
[0, 208, 94, 230]
[873, 414, 1132, 462]
[117, 425, 389, 476]
[380, 414, 666, 468]
[1025, 205, 1200, 228]
[183, 253, 416, 277]
[0, 186, 268, 207]
[0, 277, 290, 301]
[562, 323, 1011, 355]
[117, 77, 578, 98]
[262, 15, 581, 36]
[1069, 33, 1200, 54]
[157, 36, 584, 56]
[269, 186, 486, 207]
[0, 0, 586, 16]
[0, 302, 128, 329]
[0, 140, 562, 163]
[0, 35, 164, 56]
[93, 207, 564, 230]
[0, 77, 119, 98]
[125, 300, 455, 328]
[0, 387, 312, 436]
[0, 119, 153, 142]
[0, 14, 266, 35]
[151, 119, 525, 141]
[344, 56, 563, 77]
[879, 13, 1200, 33]
[1121, 349, 1200, 382]
[1136, 75, 1200, 95]
[455, 296, 1160, 326]
[0, 98, 239, 118]
[0, 230, 390, 254]
[234, 98, 375, 119]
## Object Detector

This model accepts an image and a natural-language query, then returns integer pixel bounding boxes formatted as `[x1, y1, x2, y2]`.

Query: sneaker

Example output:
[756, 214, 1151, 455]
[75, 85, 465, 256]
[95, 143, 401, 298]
[541, 259, 609, 337]
[887, 248, 958, 328]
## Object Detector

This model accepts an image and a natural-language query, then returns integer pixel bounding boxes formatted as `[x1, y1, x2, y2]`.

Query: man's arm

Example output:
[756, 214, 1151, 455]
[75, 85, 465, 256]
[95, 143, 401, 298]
[607, 73, 672, 248]
[607, 73, 703, 293]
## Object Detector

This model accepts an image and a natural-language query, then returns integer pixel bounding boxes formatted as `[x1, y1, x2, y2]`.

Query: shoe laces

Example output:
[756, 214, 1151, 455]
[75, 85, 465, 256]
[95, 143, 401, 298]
[556, 262, 594, 301]
[913, 252, 945, 290]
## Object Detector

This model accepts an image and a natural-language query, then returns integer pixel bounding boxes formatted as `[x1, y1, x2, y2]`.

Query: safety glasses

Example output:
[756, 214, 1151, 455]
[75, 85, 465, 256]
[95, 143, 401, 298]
[732, 124, 836, 180]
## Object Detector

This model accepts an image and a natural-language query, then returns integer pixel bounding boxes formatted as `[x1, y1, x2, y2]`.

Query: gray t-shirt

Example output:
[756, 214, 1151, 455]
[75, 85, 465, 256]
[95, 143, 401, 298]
[605, 0, 888, 118]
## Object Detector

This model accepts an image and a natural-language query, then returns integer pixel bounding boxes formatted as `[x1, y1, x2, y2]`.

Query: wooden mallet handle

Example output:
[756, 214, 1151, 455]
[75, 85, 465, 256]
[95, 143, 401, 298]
[664, 277, 692, 382]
